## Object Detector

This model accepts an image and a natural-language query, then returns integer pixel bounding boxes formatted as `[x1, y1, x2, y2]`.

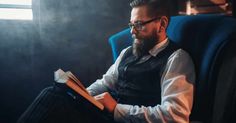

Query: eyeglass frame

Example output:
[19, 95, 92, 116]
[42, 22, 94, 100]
[128, 17, 161, 31]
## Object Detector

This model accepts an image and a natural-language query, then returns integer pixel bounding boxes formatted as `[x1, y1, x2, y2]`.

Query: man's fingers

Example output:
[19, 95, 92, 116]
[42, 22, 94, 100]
[93, 92, 117, 113]
[94, 95, 103, 100]
[94, 92, 109, 98]
[94, 92, 107, 100]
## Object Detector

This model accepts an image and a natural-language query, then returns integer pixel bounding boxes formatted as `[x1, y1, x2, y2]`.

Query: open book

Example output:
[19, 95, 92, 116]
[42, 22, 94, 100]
[54, 69, 104, 110]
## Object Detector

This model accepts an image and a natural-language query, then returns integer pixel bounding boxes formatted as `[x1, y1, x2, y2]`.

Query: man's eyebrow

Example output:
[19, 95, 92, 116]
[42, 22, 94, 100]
[130, 20, 142, 23]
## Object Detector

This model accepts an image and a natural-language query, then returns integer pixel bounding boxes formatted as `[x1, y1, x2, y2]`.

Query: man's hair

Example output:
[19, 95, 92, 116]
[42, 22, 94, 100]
[130, 0, 171, 19]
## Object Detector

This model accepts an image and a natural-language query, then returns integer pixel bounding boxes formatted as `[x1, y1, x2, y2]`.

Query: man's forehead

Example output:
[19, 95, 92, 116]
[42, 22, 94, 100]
[130, 6, 150, 22]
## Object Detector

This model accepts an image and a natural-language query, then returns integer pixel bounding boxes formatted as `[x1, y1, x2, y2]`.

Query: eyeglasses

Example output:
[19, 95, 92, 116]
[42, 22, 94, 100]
[128, 17, 160, 31]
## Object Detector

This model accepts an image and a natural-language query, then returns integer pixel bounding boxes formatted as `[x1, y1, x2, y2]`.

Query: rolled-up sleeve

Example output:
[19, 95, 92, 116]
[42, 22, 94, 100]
[114, 49, 195, 123]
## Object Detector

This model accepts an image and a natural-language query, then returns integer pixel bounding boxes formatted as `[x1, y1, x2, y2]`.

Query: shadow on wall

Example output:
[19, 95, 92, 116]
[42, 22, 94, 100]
[0, 0, 131, 123]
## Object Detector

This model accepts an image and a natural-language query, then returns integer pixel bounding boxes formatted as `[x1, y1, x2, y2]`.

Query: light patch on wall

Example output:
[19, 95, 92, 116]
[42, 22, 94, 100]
[0, 0, 32, 20]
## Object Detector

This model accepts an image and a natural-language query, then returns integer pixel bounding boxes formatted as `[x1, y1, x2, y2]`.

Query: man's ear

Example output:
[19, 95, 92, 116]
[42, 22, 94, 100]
[159, 16, 168, 32]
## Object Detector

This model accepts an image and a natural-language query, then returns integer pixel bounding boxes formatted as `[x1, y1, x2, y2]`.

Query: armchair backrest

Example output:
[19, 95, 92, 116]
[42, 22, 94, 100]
[108, 14, 236, 122]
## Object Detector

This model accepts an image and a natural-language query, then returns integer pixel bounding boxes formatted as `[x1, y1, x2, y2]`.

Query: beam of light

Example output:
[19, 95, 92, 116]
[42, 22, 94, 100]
[0, 0, 31, 6]
[0, 8, 32, 20]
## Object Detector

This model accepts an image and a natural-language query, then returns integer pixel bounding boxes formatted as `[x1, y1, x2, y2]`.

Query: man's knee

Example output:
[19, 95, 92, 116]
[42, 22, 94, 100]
[39, 84, 69, 95]
[17, 85, 74, 123]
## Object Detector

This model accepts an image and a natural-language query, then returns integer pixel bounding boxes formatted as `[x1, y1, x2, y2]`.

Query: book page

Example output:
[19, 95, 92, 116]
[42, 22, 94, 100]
[66, 71, 89, 94]
[54, 69, 69, 83]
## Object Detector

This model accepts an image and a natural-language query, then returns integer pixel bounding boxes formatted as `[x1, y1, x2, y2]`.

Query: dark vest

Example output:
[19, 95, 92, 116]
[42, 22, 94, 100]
[112, 41, 179, 106]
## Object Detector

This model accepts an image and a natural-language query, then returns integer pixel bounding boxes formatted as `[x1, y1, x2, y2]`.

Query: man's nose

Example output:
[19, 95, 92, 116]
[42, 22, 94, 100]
[130, 26, 137, 35]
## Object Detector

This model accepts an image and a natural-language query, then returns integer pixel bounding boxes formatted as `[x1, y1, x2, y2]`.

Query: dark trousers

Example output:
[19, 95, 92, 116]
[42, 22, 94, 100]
[17, 85, 115, 123]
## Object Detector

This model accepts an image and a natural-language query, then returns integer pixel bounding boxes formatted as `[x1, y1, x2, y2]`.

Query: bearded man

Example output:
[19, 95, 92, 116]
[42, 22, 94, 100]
[18, 0, 195, 123]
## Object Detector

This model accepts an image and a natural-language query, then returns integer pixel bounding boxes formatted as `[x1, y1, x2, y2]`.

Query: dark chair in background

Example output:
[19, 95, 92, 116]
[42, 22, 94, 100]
[109, 14, 236, 123]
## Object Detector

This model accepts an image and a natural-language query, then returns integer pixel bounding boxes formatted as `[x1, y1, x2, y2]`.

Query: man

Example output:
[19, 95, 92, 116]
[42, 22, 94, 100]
[18, 0, 195, 123]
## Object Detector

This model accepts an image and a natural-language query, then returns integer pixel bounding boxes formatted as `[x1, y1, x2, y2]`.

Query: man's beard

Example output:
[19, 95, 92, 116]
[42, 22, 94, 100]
[132, 30, 158, 58]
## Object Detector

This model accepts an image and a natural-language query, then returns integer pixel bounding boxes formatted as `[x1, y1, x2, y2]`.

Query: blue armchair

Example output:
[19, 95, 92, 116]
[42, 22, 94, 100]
[109, 14, 236, 123]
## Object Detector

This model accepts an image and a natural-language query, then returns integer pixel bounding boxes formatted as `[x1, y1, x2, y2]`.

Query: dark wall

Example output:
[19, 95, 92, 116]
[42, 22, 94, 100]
[0, 0, 131, 123]
[232, 0, 236, 17]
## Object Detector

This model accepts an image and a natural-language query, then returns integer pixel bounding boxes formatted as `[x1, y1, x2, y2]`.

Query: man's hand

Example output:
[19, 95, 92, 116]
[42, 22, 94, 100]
[94, 92, 117, 113]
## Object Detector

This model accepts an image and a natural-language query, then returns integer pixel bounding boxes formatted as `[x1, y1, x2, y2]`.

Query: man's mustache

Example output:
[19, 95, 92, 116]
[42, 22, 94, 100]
[132, 34, 141, 40]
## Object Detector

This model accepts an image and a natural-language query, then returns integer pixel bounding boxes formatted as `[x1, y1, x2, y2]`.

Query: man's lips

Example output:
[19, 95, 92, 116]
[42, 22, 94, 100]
[134, 39, 142, 44]
[132, 34, 144, 45]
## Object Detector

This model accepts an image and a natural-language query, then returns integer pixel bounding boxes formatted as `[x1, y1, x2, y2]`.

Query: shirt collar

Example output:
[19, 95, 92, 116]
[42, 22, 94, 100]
[149, 38, 169, 57]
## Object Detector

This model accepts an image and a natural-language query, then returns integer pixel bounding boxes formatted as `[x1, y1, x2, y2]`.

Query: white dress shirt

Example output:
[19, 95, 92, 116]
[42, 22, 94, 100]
[87, 38, 195, 123]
